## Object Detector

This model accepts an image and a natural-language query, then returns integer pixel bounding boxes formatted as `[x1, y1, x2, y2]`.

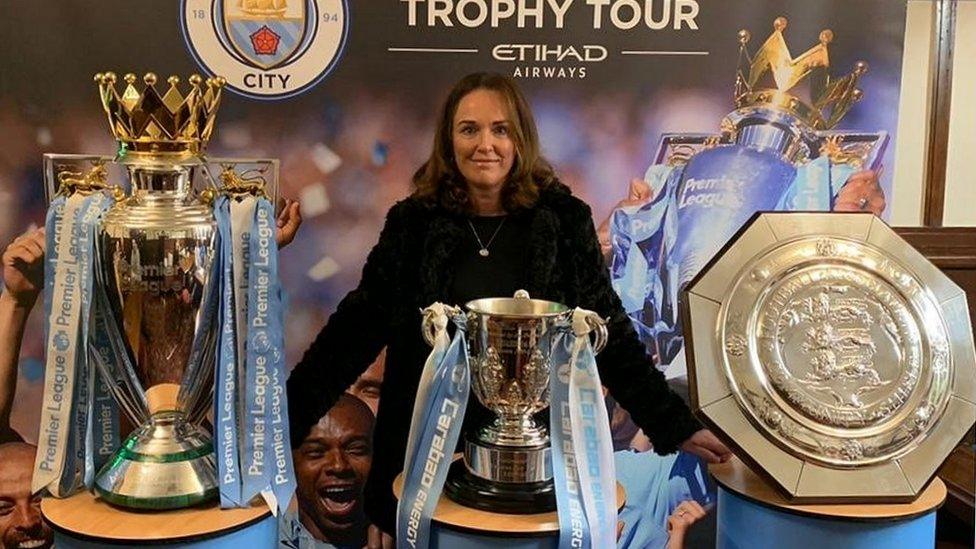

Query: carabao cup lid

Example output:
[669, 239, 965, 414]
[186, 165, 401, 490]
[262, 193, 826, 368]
[466, 290, 569, 318]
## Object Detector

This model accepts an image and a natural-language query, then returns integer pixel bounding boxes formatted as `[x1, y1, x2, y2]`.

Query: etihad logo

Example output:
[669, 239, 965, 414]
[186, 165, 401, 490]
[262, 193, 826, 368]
[493, 43, 607, 80]
[492, 43, 607, 62]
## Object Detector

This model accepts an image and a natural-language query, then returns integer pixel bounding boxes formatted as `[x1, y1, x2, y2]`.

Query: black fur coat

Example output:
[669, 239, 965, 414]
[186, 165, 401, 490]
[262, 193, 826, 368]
[286, 182, 701, 532]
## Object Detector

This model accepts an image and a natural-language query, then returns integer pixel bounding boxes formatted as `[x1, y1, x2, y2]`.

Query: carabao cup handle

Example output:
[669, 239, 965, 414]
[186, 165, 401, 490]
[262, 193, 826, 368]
[420, 303, 461, 347]
[587, 315, 609, 355]
[572, 308, 609, 355]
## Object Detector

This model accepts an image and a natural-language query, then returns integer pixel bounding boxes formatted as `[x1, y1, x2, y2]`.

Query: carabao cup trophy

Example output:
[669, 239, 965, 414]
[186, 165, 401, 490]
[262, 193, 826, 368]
[400, 292, 617, 547]
[33, 71, 295, 512]
[609, 17, 888, 370]
[442, 293, 607, 512]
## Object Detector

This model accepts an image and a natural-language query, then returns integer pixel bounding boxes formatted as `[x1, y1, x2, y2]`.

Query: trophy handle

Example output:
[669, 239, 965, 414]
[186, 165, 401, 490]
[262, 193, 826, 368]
[420, 304, 461, 347]
[420, 308, 438, 347]
[586, 315, 609, 355]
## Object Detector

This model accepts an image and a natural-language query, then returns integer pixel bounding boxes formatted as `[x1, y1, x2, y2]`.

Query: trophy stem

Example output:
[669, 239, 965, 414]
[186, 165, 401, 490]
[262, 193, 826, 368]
[481, 415, 548, 447]
[94, 410, 218, 510]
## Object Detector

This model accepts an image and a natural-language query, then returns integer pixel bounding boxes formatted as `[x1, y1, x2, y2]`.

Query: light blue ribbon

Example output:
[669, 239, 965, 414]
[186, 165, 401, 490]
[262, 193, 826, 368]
[397, 312, 470, 549]
[241, 197, 295, 512]
[550, 339, 592, 549]
[214, 196, 243, 507]
[38, 193, 116, 495]
[259, 197, 297, 512]
[76, 194, 114, 490]
[62, 194, 105, 495]
[551, 311, 617, 549]
[54, 195, 90, 495]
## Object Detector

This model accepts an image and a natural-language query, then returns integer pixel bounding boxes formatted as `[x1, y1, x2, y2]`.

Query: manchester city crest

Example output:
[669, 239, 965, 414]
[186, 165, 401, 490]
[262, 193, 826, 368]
[221, 0, 310, 71]
[182, 0, 348, 99]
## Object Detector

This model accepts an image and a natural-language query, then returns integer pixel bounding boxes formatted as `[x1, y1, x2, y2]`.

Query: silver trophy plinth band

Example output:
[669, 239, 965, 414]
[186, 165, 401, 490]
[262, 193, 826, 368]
[429, 291, 607, 513]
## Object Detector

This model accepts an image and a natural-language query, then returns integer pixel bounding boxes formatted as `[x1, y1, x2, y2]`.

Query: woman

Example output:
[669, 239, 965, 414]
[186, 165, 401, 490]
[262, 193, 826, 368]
[286, 72, 731, 541]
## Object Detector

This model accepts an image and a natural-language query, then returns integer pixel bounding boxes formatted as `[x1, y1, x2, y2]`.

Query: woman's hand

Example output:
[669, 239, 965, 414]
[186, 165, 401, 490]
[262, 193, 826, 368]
[276, 199, 302, 249]
[679, 429, 732, 464]
[666, 500, 708, 549]
[1, 228, 46, 308]
[833, 169, 885, 215]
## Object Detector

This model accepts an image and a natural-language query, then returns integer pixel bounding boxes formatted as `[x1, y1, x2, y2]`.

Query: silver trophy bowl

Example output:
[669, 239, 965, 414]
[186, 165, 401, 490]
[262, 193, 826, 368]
[91, 159, 220, 509]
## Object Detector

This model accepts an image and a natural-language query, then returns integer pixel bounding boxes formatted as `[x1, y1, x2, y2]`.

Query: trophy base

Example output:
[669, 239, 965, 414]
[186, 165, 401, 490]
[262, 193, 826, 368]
[444, 460, 556, 514]
[94, 411, 218, 510]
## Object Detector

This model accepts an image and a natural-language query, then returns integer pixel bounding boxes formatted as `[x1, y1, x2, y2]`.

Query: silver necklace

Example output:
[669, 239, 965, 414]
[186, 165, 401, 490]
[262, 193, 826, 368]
[467, 217, 506, 257]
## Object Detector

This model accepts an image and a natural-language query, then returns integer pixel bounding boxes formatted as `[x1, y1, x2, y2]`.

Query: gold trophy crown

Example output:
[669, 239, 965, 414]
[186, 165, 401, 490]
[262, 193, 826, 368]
[95, 71, 225, 158]
[735, 17, 867, 130]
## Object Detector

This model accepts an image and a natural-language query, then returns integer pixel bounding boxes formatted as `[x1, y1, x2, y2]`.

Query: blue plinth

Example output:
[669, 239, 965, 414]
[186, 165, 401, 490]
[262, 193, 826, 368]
[431, 527, 555, 548]
[51, 512, 277, 548]
[716, 486, 936, 549]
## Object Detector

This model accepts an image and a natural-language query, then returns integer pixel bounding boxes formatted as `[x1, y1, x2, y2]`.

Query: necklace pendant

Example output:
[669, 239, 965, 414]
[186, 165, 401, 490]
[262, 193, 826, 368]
[479, 248, 490, 257]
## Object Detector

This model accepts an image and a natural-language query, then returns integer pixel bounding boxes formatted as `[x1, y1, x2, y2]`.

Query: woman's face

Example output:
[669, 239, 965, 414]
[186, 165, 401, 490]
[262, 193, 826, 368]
[451, 88, 516, 193]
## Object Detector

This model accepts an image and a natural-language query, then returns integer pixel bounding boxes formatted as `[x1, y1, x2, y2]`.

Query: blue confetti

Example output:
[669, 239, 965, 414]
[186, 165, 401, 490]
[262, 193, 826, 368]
[371, 142, 389, 167]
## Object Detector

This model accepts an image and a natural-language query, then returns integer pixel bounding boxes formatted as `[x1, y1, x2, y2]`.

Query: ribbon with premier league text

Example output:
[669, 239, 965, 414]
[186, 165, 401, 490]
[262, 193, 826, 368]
[211, 194, 296, 513]
[397, 305, 470, 549]
[550, 309, 617, 549]
[214, 196, 244, 507]
[238, 195, 295, 513]
[33, 191, 118, 496]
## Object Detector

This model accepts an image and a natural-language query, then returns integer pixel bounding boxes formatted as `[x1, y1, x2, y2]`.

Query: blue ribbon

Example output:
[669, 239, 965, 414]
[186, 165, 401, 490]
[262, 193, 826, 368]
[241, 197, 295, 512]
[56, 195, 91, 495]
[37, 193, 118, 495]
[397, 312, 470, 549]
[550, 312, 617, 549]
[61, 194, 103, 495]
[551, 342, 592, 549]
[76, 194, 114, 491]
[259, 197, 296, 512]
[214, 196, 243, 507]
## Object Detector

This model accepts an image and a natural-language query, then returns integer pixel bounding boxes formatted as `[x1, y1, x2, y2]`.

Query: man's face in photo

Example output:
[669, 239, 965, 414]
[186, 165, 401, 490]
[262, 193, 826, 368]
[295, 395, 374, 546]
[348, 348, 385, 415]
[0, 443, 53, 549]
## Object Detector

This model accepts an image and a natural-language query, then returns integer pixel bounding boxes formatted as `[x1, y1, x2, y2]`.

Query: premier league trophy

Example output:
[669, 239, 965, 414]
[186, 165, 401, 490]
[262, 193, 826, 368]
[609, 17, 888, 371]
[34, 71, 295, 512]
[438, 293, 607, 513]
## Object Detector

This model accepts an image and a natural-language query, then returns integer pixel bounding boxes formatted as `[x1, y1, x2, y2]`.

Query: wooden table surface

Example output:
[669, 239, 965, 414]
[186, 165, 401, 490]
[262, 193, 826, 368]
[393, 464, 625, 534]
[42, 491, 271, 542]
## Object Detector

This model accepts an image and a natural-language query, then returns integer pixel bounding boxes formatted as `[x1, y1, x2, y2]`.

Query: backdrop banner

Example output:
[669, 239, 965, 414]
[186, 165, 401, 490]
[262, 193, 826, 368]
[0, 1, 908, 548]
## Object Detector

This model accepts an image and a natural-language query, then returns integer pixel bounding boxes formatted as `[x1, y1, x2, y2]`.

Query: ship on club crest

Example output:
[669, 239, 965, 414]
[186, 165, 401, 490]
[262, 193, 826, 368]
[220, 0, 312, 70]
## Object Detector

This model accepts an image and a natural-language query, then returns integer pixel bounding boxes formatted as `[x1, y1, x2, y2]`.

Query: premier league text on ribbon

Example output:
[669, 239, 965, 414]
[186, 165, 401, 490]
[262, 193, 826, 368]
[38, 199, 84, 475]
[246, 205, 290, 486]
[404, 398, 461, 548]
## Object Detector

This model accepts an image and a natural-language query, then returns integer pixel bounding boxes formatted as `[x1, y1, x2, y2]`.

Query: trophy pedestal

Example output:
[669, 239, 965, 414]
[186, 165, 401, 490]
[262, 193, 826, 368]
[42, 491, 274, 548]
[93, 410, 219, 510]
[444, 460, 556, 514]
[395, 458, 625, 549]
[710, 457, 946, 549]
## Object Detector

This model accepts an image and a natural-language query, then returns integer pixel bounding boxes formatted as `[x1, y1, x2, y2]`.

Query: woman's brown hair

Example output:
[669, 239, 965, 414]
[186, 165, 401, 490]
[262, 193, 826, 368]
[412, 72, 555, 213]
